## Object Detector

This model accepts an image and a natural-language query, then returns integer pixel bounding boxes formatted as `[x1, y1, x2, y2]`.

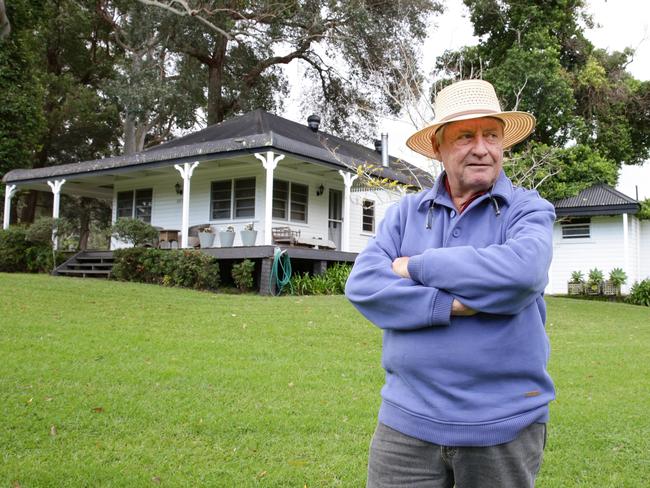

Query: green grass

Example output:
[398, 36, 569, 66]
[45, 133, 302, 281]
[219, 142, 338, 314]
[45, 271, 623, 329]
[1, 274, 649, 487]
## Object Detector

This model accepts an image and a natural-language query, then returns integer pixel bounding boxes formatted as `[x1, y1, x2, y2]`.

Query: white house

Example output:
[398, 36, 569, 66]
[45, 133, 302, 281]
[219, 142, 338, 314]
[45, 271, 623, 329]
[547, 184, 648, 295]
[2, 110, 431, 290]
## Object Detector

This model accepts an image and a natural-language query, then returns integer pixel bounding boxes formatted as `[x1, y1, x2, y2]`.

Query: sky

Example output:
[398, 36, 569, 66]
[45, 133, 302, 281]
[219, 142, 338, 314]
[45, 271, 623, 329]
[375, 0, 650, 200]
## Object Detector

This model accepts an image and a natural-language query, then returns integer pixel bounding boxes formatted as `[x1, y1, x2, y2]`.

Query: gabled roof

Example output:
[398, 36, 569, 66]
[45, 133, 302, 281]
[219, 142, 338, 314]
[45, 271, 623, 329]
[554, 184, 640, 217]
[3, 109, 432, 188]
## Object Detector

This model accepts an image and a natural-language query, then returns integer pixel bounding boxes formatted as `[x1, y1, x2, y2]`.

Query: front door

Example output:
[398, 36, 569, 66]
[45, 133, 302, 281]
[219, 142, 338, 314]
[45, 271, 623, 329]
[328, 189, 343, 250]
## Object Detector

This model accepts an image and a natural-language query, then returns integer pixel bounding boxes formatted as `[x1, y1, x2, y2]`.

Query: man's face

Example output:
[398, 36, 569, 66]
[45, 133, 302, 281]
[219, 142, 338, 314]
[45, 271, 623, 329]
[433, 117, 504, 197]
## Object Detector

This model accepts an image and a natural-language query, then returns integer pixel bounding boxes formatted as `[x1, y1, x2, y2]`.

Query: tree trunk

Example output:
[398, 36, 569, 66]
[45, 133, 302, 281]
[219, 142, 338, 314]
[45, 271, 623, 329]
[206, 38, 228, 125]
[123, 112, 137, 155]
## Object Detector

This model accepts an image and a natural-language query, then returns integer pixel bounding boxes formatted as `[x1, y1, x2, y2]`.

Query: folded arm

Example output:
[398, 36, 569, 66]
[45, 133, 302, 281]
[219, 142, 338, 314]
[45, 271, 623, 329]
[406, 197, 555, 314]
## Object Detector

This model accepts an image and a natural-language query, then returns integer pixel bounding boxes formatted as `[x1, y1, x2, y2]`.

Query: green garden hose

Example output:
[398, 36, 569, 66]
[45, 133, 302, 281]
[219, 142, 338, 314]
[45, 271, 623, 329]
[270, 247, 292, 295]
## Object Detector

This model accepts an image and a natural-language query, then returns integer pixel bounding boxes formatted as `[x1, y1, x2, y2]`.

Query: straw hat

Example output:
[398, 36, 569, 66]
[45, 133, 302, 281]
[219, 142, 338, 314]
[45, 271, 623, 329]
[406, 79, 536, 159]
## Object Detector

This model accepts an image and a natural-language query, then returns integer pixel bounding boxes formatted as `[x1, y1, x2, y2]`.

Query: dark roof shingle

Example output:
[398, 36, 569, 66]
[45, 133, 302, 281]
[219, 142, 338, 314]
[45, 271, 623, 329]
[554, 184, 640, 216]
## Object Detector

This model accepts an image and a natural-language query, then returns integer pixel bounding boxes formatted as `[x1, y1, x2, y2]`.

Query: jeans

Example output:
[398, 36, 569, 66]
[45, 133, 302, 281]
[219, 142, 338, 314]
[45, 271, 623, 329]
[367, 422, 546, 488]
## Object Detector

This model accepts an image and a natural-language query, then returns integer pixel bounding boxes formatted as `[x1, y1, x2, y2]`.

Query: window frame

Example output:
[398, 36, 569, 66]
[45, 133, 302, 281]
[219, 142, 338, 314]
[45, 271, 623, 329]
[362, 199, 375, 233]
[273, 179, 309, 223]
[116, 188, 153, 223]
[561, 217, 591, 239]
[210, 177, 257, 221]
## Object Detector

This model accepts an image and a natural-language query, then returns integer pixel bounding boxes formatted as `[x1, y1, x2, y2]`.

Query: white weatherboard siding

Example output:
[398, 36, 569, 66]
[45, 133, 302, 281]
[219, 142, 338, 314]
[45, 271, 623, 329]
[640, 220, 650, 282]
[349, 189, 401, 253]
[110, 157, 347, 249]
[548, 215, 636, 294]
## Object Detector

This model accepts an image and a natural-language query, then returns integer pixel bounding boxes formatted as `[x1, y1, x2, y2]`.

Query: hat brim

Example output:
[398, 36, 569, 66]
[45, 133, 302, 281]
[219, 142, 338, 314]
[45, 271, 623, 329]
[406, 112, 536, 159]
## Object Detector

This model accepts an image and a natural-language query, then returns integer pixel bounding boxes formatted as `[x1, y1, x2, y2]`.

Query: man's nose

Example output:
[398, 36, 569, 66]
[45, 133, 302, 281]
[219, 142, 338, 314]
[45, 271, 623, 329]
[471, 134, 489, 157]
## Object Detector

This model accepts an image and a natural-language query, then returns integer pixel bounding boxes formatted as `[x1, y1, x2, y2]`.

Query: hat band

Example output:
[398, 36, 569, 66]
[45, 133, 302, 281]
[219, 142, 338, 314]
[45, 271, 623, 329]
[439, 108, 500, 123]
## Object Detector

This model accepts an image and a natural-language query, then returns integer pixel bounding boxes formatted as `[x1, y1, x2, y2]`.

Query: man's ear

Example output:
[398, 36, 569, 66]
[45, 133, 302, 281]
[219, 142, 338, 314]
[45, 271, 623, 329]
[431, 137, 441, 161]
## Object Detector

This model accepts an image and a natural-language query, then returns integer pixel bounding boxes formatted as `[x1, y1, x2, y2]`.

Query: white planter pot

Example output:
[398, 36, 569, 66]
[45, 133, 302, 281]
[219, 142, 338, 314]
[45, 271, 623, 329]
[219, 231, 235, 247]
[198, 232, 215, 248]
[240, 230, 257, 246]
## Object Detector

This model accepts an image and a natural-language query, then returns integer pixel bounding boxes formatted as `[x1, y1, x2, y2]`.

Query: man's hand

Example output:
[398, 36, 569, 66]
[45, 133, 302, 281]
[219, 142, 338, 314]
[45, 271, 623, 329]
[452, 299, 478, 316]
[391, 256, 411, 279]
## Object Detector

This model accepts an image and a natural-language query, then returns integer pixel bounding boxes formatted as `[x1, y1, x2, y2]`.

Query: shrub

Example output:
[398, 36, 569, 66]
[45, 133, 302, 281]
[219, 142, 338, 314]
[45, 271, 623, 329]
[0, 223, 66, 273]
[569, 270, 585, 284]
[627, 279, 650, 307]
[608, 268, 627, 288]
[231, 259, 255, 291]
[0, 227, 30, 272]
[111, 218, 159, 247]
[289, 263, 352, 295]
[587, 267, 604, 293]
[112, 248, 220, 290]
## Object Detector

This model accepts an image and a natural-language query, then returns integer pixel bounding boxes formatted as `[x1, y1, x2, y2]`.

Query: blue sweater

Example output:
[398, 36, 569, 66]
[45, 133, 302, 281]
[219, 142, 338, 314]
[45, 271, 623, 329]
[345, 171, 556, 447]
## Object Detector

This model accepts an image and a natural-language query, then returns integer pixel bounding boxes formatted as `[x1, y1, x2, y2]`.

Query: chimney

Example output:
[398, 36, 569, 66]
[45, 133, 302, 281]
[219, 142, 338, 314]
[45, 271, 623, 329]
[381, 133, 389, 168]
[307, 114, 321, 132]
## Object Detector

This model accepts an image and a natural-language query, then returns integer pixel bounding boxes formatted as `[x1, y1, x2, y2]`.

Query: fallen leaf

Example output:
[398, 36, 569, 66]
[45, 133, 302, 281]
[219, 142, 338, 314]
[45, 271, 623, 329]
[12, 481, 21, 488]
[26, 398, 33, 405]
[256, 470, 267, 479]
[92, 407, 105, 413]
[288, 459, 307, 466]
[50, 425, 57, 436]
[45, 397, 53, 402]
[151, 476, 161, 484]
[288, 382, 295, 388]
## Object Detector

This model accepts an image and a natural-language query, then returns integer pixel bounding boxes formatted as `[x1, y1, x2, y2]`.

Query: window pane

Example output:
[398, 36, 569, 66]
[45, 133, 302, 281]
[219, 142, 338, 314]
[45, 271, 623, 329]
[211, 180, 232, 220]
[134, 188, 153, 223]
[234, 178, 255, 219]
[273, 180, 288, 219]
[117, 191, 133, 219]
[562, 224, 590, 238]
[362, 199, 375, 232]
[290, 182, 308, 222]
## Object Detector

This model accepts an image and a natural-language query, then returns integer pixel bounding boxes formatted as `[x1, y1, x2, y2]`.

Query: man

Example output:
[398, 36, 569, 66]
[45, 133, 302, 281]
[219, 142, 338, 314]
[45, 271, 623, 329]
[345, 79, 555, 488]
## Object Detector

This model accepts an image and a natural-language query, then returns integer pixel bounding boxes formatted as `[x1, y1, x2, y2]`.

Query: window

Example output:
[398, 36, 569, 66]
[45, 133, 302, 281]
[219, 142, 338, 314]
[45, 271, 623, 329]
[210, 178, 256, 220]
[273, 179, 308, 223]
[561, 217, 591, 239]
[362, 199, 375, 233]
[116, 188, 152, 223]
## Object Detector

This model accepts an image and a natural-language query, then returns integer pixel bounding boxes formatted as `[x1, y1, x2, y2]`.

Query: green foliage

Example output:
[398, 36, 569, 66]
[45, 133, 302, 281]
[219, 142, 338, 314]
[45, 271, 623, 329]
[289, 263, 352, 296]
[112, 248, 220, 291]
[0, 222, 64, 273]
[231, 259, 255, 292]
[587, 267, 604, 293]
[0, 0, 46, 180]
[637, 199, 650, 220]
[111, 218, 159, 247]
[570, 271, 585, 284]
[608, 268, 628, 288]
[627, 280, 650, 307]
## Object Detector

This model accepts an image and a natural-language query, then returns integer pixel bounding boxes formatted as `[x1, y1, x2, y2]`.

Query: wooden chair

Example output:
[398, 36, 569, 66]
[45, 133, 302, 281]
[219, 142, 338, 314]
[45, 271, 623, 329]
[271, 226, 300, 245]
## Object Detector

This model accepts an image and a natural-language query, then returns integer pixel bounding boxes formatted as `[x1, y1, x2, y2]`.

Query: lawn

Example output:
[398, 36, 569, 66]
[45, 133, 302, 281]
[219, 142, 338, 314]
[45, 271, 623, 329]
[1, 274, 649, 487]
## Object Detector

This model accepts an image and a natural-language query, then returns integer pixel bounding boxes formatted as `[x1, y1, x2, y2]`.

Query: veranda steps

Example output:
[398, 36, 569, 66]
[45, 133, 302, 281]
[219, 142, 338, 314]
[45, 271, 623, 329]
[54, 251, 114, 278]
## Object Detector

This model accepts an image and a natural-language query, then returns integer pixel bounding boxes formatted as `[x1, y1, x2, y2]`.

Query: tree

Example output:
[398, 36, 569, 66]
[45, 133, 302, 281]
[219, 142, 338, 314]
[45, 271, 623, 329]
[0, 0, 47, 206]
[97, 0, 204, 154]
[139, 0, 443, 140]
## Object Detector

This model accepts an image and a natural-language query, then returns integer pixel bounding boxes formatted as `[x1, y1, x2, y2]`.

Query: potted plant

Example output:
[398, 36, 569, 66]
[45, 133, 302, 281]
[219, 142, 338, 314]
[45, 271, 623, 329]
[568, 270, 585, 295]
[219, 225, 236, 247]
[606, 267, 627, 296]
[198, 225, 215, 248]
[240, 222, 257, 246]
[587, 267, 604, 295]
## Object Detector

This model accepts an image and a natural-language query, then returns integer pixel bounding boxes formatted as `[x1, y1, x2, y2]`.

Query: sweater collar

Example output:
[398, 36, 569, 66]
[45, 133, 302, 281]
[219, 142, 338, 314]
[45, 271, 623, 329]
[418, 170, 513, 211]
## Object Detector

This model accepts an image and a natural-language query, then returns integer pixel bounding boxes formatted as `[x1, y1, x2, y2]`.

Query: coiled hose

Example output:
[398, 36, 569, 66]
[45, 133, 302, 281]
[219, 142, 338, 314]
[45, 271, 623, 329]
[270, 247, 292, 295]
